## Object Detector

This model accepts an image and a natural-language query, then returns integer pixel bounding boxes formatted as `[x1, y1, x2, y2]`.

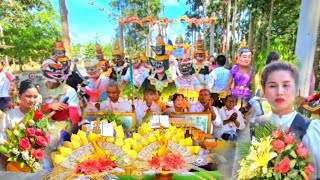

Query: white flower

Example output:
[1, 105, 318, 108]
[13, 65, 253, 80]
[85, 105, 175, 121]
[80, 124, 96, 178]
[12, 148, 20, 155]
[33, 162, 41, 170]
[13, 130, 19, 136]
[21, 151, 30, 161]
[18, 123, 26, 130]
[28, 120, 35, 126]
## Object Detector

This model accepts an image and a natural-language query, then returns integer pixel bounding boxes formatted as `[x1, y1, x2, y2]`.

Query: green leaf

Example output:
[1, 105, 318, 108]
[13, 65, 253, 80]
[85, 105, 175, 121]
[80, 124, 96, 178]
[290, 150, 297, 159]
[290, 159, 296, 168]
[0, 145, 12, 154]
[24, 110, 34, 124]
[14, 122, 19, 130]
[238, 142, 251, 158]
[7, 156, 18, 162]
[20, 161, 25, 168]
[274, 171, 282, 180]
[6, 129, 18, 144]
[287, 169, 299, 178]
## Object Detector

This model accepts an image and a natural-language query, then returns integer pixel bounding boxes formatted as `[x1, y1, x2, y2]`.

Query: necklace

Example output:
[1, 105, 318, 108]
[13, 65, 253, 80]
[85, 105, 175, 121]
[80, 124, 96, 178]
[113, 63, 128, 82]
[193, 64, 204, 74]
[148, 70, 173, 92]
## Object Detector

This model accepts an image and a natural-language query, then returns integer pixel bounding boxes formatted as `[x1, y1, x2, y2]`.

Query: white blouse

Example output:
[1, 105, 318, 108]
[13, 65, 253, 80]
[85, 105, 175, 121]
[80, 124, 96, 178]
[0, 108, 26, 144]
[270, 111, 320, 179]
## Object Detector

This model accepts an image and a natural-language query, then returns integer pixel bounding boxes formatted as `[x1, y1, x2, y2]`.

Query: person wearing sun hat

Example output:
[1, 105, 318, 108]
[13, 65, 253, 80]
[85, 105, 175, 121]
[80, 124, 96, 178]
[140, 29, 177, 96]
[122, 50, 149, 88]
[110, 39, 128, 83]
[190, 33, 209, 88]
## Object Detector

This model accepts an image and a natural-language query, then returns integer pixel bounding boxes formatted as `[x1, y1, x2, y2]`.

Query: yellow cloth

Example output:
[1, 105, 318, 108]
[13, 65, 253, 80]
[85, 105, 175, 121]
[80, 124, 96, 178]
[155, 101, 167, 113]
[7, 161, 31, 173]
[183, 101, 190, 111]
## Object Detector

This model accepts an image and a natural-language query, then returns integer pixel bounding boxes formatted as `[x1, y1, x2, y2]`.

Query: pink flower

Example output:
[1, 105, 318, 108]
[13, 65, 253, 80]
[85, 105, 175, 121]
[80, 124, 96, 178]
[284, 127, 292, 134]
[304, 164, 315, 175]
[284, 134, 295, 144]
[274, 158, 290, 174]
[19, 137, 31, 150]
[272, 139, 285, 152]
[26, 128, 36, 137]
[36, 136, 48, 147]
[33, 110, 43, 120]
[44, 134, 50, 144]
[35, 129, 43, 136]
[271, 130, 283, 139]
[296, 142, 304, 149]
[31, 148, 45, 160]
[296, 147, 309, 159]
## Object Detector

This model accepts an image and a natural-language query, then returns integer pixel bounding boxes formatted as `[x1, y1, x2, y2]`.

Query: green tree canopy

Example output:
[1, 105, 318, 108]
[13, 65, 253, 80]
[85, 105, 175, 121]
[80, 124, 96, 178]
[0, 0, 61, 63]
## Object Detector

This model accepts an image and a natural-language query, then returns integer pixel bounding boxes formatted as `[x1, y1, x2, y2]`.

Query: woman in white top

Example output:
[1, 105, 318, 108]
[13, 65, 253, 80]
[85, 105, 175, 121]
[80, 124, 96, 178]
[165, 93, 188, 114]
[0, 80, 38, 169]
[261, 61, 320, 179]
[0, 80, 38, 144]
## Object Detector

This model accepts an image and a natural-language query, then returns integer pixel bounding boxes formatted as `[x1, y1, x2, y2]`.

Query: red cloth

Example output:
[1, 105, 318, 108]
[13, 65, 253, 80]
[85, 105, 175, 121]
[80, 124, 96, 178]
[42, 104, 79, 127]
[305, 94, 320, 102]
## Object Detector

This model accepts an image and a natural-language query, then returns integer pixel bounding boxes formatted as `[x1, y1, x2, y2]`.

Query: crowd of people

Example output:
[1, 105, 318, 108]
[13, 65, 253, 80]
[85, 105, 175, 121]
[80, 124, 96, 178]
[0, 33, 319, 178]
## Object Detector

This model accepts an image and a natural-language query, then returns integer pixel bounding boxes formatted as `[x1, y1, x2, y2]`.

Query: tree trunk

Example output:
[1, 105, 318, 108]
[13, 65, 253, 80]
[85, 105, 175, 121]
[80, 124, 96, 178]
[225, 0, 232, 59]
[209, 12, 216, 56]
[253, 13, 262, 54]
[231, 0, 238, 61]
[295, 0, 320, 97]
[119, 25, 124, 52]
[248, 12, 253, 50]
[260, 11, 267, 53]
[59, 0, 71, 57]
[267, 0, 275, 51]
[202, 0, 206, 51]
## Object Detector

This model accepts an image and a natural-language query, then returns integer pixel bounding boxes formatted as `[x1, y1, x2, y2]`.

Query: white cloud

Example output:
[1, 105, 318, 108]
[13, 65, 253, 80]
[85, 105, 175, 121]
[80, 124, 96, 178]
[163, 0, 179, 6]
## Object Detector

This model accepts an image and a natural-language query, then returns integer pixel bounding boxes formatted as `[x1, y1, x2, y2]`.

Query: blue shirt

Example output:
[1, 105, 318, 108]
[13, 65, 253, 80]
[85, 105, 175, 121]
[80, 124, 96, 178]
[207, 66, 230, 92]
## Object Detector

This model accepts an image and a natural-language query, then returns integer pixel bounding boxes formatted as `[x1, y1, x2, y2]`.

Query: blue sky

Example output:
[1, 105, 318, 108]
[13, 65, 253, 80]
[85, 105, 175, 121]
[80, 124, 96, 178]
[50, 0, 190, 45]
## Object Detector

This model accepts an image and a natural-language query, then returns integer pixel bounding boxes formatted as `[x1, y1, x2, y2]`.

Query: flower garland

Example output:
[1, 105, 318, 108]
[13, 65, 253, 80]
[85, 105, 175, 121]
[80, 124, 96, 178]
[113, 62, 128, 81]
[148, 70, 173, 92]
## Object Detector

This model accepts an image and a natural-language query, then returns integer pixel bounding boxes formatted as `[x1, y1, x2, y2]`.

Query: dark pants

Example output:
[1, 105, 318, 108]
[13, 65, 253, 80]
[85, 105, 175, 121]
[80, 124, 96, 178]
[0, 97, 10, 111]
[221, 133, 236, 141]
